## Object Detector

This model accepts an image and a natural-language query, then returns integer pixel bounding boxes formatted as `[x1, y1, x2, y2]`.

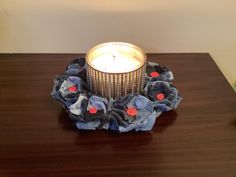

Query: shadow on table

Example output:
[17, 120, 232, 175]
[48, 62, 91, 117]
[58, 109, 78, 131]
[230, 118, 236, 126]
[152, 111, 178, 132]
[58, 109, 177, 149]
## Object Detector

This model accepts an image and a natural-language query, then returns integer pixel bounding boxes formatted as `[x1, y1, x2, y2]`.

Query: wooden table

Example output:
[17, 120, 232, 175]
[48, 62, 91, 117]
[0, 54, 235, 177]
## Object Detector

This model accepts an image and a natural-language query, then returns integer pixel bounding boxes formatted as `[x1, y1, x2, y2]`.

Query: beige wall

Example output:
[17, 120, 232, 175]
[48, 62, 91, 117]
[1, 0, 236, 88]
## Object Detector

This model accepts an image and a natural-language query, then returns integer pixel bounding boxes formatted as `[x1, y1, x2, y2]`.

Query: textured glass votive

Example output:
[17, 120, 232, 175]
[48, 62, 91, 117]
[86, 42, 147, 99]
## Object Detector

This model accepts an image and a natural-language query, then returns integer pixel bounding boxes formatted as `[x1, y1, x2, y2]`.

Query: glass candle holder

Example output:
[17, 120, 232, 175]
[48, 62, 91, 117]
[86, 42, 147, 99]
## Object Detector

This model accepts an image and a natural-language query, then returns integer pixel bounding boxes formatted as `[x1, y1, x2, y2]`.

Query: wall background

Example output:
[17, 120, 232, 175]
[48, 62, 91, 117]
[0, 0, 236, 88]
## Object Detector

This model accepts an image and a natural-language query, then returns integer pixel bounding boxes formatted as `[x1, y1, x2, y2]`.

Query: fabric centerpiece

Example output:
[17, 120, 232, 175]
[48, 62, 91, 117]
[51, 58, 182, 133]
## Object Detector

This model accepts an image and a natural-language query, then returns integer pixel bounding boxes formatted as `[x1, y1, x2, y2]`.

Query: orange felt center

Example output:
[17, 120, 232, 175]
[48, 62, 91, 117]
[89, 107, 97, 114]
[150, 71, 160, 77]
[126, 107, 138, 117]
[68, 86, 77, 92]
[156, 93, 165, 100]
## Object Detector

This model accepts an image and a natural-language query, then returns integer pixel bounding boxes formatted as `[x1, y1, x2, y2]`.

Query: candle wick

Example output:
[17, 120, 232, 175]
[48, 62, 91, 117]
[112, 55, 116, 62]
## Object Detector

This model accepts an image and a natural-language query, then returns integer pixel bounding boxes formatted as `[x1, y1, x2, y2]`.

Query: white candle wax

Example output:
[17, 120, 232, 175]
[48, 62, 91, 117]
[91, 53, 141, 73]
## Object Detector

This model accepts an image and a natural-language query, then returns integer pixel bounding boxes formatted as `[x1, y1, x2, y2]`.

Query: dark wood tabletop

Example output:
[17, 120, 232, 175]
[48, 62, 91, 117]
[0, 53, 235, 177]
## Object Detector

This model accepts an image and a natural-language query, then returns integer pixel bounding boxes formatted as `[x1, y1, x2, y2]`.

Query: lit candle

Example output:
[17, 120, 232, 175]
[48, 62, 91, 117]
[86, 42, 146, 99]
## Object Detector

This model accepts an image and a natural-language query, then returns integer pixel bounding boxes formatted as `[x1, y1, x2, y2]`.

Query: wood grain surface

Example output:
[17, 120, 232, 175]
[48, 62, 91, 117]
[0, 53, 235, 177]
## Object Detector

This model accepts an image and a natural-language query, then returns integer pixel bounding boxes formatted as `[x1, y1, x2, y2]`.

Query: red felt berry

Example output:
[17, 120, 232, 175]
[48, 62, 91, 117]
[156, 93, 165, 100]
[126, 107, 138, 117]
[150, 71, 160, 77]
[89, 107, 97, 114]
[68, 86, 77, 92]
